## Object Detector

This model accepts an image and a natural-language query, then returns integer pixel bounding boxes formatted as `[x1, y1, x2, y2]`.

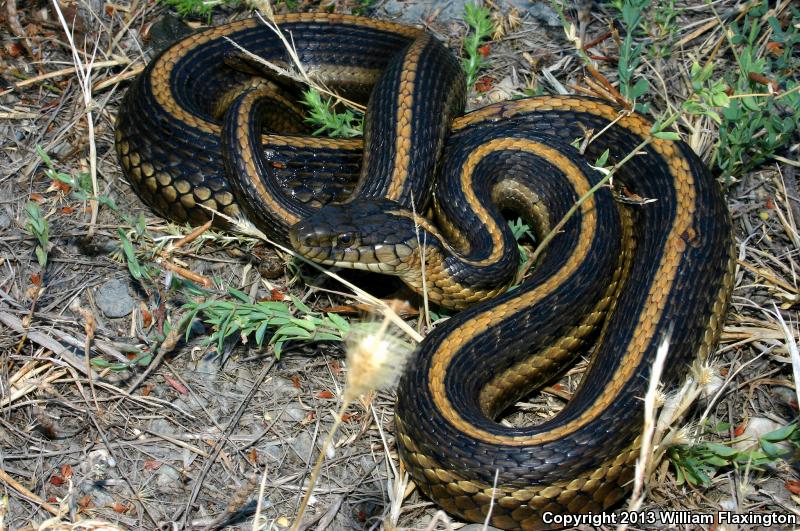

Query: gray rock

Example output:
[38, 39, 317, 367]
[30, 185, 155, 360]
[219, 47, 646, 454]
[261, 441, 285, 463]
[285, 405, 307, 423]
[95, 278, 135, 318]
[0, 212, 11, 230]
[155, 464, 182, 487]
[80, 482, 116, 507]
[271, 377, 301, 398]
[290, 431, 316, 459]
[526, 2, 561, 27]
[380, 0, 470, 24]
[378, 0, 559, 26]
[148, 418, 178, 436]
[460, 525, 502, 531]
[191, 353, 221, 380]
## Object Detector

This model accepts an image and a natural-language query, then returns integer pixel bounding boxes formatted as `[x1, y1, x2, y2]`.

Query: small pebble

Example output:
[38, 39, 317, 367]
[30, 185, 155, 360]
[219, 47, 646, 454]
[0, 212, 12, 230]
[95, 278, 135, 318]
[155, 464, 182, 487]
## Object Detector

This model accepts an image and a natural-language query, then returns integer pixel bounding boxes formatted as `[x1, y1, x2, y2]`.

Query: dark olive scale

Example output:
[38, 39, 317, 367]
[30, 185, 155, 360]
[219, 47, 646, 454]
[258, 142, 362, 204]
[348, 33, 466, 208]
[222, 31, 465, 240]
[396, 104, 732, 498]
[116, 17, 428, 227]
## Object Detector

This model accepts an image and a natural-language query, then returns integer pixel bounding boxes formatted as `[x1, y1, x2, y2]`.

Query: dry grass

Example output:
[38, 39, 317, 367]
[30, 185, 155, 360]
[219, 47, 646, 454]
[0, 0, 798, 530]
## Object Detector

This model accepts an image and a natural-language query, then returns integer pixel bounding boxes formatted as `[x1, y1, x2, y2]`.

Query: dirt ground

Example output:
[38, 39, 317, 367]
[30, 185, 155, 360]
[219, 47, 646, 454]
[1, 0, 798, 530]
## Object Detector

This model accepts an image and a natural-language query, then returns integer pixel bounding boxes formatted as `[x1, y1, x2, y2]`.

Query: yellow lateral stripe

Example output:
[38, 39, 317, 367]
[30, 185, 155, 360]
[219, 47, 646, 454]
[385, 34, 430, 201]
[430, 98, 697, 446]
[428, 139, 598, 442]
[235, 90, 301, 225]
[150, 13, 422, 136]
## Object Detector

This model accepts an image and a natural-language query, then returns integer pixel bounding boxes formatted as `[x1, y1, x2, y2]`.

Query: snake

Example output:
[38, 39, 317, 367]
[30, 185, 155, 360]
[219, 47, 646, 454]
[114, 12, 735, 530]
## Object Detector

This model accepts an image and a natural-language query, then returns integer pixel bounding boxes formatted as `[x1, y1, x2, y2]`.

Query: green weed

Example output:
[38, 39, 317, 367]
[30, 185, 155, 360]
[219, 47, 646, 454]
[713, 3, 800, 182]
[157, 0, 240, 17]
[509, 218, 535, 270]
[462, 3, 493, 89]
[646, 0, 680, 60]
[117, 227, 155, 283]
[277, 0, 299, 10]
[611, 0, 651, 109]
[352, 0, 375, 16]
[301, 89, 364, 138]
[668, 422, 799, 486]
[25, 202, 49, 269]
[37, 146, 116, 210]
[180, 287, 351, 357]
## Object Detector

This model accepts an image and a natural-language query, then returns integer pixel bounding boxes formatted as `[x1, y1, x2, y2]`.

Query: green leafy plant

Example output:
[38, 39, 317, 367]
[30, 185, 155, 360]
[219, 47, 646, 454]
[646, 0, 680, 60]
[462, 3, 493, 89]
[668, 423, 799, 486]
[181, 287, 351, 357]
[278, 0, 299, 9]
[352, 0, 374, 16]
[681, 61, 731, 125]
[157, 0, 241, 17]
[509, 218, 535, 269]
[25, 202, 49, 269]
[117, 228, 154, 282]
[37, 146, 116, 210]
[611, 0, 652, 108]
[713, 3, 800, 181]
[302, 89, 364, 138]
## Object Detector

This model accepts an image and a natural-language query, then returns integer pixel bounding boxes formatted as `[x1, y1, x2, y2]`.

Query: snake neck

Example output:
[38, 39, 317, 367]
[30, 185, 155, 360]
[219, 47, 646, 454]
[349, 32, 466, 211]
[393, 133, 608, 311]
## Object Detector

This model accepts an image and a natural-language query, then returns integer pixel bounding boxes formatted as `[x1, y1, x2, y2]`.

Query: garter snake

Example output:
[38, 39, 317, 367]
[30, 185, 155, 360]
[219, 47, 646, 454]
[115, 13, 735, 530]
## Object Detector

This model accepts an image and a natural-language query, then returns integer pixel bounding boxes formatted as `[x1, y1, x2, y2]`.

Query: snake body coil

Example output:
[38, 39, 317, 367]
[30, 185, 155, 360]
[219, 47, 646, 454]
[115, 13, 735, 530]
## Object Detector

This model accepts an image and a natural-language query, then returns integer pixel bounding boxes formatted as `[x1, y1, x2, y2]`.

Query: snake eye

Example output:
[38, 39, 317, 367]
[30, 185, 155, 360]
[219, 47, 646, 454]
[336, 233, 353, 247]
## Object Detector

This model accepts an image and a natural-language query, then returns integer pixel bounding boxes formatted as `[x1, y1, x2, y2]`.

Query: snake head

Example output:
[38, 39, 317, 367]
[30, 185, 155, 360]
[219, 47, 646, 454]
[289, 199, 422, 274]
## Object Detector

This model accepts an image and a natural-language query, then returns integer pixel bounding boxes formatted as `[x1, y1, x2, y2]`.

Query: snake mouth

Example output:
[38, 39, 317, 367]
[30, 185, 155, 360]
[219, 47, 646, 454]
[289, 218, 415, 274]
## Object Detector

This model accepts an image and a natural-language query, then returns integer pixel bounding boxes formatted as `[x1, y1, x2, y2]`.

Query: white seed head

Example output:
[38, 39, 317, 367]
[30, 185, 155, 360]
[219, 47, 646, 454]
[343, 317, 415, 403]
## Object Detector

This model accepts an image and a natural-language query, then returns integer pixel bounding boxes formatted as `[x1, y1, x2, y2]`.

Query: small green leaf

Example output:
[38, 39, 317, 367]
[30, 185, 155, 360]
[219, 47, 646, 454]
[290, 294, 313, 315]
[759, 439, 788, 458]
[314, 332, 343, 341]
[630, 78, 650, 99]
[704, 442, 738, 457]
[227, 287, 251, 303]
[712, 422, 731, 433]
[653, 131, 681, 141]
[760, 423, 796, 442]
[272, 325, 313, 340]
[711, 91, 730, 108]
[118, 228, 148, 281]
[289, 317, 317, 331]
[326, 312, 350, 333]
[255, 321, 270, 346]
[34, 247, 47, 268]
[741, 95, 760, 111]
[704, 456, 729, 467]
[594, 149, 610, 168]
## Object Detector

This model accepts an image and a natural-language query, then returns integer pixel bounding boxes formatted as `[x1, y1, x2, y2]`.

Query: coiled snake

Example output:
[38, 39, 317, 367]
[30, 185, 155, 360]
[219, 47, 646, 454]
[115, 13, 735, 530]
